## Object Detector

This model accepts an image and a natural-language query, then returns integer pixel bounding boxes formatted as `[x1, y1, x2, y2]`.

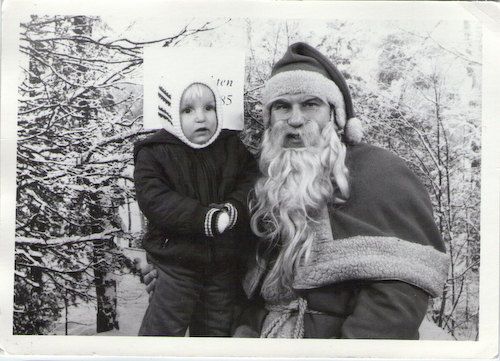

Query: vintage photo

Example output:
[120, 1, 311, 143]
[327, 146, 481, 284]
[1, 0, 498, 358]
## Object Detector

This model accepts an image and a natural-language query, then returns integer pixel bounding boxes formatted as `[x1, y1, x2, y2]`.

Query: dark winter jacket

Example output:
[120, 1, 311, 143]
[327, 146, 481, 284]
[133, 129, 258, 271]
[234, 143, 449, 339]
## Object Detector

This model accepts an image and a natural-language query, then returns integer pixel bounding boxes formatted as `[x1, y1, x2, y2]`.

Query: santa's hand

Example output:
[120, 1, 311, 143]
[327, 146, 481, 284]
[216, 211, 230, 234]
[140, 261, 158, 299]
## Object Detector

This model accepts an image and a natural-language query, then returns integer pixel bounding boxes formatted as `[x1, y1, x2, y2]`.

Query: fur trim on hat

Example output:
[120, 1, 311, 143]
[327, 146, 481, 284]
[158, 77, 223, 149]
[262, 70, 346, 128]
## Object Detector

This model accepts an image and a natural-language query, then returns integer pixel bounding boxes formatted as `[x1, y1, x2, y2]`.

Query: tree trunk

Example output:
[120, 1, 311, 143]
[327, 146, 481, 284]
[93, 239, 118, 333]
[65, 288, 69, 335]
[437, 285, 447, 327]
[127, 200, 132, 233]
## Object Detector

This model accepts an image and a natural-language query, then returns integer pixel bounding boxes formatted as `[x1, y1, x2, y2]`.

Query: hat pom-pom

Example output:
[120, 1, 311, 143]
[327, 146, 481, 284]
[345, 117, 363, 144]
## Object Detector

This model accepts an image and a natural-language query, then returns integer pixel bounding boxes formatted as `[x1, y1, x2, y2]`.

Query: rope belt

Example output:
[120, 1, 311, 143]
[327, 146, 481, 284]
[261, 297, 323, 338]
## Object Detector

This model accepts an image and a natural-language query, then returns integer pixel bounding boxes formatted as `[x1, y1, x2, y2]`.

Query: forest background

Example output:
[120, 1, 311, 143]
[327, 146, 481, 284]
[13, 15, 481, 340]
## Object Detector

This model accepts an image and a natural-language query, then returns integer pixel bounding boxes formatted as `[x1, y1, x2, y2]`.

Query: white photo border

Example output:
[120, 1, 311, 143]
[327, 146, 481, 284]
[1, 0, 498, 358]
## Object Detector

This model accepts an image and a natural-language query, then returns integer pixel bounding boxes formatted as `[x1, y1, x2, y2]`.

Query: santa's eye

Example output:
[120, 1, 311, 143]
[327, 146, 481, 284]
[272, 102, 290, 111]
[304, 100, 319, 108]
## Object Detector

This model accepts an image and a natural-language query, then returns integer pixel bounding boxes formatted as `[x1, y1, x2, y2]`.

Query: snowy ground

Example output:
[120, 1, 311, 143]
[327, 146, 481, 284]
[52, 272, 148, 336]
[51, 247, 149, 336]
[51, 247, 453, 339]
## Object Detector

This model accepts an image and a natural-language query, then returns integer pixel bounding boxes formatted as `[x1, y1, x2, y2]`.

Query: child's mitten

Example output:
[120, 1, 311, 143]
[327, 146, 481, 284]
[204, 207, 232, 237]
[222, 202, 238, 230]
[216, 211, 230, 234]
[207, 202, 238, 231]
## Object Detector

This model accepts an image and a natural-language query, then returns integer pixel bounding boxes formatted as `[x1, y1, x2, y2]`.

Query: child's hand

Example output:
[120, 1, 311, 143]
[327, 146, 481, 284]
[205, 203, 237, 237]
[217, 202, 238, 230]
[216, 211, 230, 234]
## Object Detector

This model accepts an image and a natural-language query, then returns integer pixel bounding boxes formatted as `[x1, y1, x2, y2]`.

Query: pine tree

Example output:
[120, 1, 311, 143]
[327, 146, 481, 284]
[15, 15, 223, 334]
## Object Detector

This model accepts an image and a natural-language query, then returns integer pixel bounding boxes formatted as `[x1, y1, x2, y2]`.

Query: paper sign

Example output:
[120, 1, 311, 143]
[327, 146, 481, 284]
[143, 47, 245, 130]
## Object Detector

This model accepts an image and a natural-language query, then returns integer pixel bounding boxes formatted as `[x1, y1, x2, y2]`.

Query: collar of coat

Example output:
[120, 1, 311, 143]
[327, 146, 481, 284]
[133, 128, 240, 163]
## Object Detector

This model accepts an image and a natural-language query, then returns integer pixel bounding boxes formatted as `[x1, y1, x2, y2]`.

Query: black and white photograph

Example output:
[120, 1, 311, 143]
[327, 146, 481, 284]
[0, 0, 498, 358]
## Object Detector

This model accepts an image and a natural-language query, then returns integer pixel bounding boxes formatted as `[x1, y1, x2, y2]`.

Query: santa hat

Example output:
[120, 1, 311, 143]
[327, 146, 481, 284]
[157, 76, 223, 149]
[262, 42, 363, 144]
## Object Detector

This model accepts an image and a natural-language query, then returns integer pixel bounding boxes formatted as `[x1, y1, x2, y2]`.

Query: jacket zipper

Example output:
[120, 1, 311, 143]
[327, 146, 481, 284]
[191, 148, 218, 266]
[210, 237, 216, 264]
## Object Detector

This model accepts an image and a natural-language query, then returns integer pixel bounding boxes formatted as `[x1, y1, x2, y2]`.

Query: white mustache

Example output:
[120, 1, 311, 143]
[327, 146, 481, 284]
[269, 122, 321, 148]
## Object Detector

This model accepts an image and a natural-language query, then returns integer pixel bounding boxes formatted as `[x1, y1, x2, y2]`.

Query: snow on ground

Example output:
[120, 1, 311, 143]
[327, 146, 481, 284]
[51, 272, 149, 336]
[99, 272, 149, 336]
[52, 247, 149, 336]
[419, 317, 454, 340]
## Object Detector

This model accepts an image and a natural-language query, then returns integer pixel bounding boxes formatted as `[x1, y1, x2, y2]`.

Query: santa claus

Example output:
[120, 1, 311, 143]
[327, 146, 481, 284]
[232, 42, 449, 339]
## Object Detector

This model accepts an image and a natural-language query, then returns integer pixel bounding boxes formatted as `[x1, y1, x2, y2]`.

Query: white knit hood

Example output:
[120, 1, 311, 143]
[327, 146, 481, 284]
[157, 76, 224, 149]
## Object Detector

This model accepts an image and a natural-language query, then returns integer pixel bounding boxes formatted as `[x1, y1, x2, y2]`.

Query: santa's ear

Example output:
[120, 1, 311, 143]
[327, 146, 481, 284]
[330, 106, 343, 134]
[330, 106, 336, 123]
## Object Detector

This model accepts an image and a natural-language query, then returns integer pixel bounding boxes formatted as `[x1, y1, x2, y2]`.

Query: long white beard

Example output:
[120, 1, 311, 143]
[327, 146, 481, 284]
[251, 121, 349, 290]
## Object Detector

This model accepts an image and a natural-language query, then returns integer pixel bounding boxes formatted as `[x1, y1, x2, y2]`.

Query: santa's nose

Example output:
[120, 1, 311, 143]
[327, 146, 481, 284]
[287, 108, 305, 128]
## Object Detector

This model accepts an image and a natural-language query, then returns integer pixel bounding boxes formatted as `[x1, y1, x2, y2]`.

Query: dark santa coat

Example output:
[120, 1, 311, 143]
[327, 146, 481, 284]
[235, 142, 449, 339]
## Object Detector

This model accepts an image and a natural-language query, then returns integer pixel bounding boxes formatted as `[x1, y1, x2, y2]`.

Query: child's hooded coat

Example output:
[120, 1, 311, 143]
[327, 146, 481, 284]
[133, 79, 258, 270]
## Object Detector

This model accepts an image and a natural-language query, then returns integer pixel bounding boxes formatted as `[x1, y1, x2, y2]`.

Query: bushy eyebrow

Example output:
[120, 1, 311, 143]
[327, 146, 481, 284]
[302, 96, 324, 103]
[271, 99, 290, 107]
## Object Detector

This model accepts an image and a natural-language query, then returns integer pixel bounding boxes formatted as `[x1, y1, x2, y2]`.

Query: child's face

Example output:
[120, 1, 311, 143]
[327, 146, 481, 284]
[179, 84, 218, 145]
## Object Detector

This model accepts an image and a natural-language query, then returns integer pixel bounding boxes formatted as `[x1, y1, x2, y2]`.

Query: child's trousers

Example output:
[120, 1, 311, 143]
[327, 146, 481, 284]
[138, 261, 239, 336]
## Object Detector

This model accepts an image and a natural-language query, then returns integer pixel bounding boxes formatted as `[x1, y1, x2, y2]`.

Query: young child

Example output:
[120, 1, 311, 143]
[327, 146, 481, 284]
[134, 79, 257, 336]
